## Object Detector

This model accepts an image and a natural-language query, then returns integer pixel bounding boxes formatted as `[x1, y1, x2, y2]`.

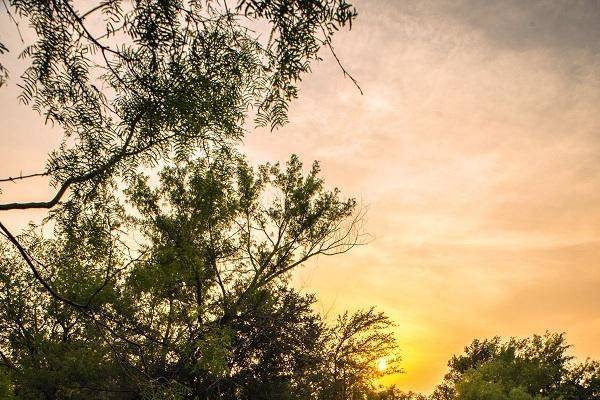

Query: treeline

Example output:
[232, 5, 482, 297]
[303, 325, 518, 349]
[2, 159, 598, 400]
[374, 333, 600, 400]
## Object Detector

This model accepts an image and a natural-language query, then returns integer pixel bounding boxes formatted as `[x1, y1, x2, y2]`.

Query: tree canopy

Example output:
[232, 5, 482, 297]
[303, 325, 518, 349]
[430, 333, 600, 400]
[366, 333, 600, 400]
[0, 151, 400, 398]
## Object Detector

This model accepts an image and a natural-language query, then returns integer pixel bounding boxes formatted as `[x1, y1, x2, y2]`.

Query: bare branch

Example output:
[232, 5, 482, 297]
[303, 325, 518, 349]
[0, 171, 51, 183]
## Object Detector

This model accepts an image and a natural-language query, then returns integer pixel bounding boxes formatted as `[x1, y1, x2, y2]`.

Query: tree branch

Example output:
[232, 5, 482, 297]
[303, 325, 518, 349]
[0, 171, 51, 183]
[0, 220, 88, 309]
[0, 111, 143, 211]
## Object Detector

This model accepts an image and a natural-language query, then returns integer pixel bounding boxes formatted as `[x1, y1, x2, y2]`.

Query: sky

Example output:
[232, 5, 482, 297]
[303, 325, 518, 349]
[2, 0, 600, 394]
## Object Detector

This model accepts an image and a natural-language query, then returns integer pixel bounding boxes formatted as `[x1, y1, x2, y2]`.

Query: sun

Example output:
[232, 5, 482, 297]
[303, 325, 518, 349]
[377, 357, 388, 372]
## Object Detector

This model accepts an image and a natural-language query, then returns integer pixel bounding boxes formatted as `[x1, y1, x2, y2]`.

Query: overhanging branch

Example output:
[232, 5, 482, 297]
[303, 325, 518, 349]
[0, 111, 143, 211]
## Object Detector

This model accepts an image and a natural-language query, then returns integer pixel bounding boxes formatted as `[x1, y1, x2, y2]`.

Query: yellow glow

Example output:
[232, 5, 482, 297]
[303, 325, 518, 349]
[377, 357, 388, 372]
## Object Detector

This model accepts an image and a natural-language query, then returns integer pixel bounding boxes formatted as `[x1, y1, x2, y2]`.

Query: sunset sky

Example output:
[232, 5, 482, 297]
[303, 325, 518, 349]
[2, 0, 600, 394]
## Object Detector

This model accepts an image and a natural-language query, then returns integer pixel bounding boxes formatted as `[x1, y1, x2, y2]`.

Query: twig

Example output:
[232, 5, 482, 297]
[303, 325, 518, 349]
[0, 171, 50, 183]
[0, 220, 88, 309]
[327, 39, 363, 95]
[1, 0, 24, 43]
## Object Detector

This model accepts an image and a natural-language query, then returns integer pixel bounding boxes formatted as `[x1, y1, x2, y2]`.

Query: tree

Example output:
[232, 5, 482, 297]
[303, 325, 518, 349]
[0, 3, 403, 398]
[323, 309, 400, 400]
[431, 333, 600, 400]
[367, 387, 427, 400]
[0, 152, 399, 398]
[0, 2, 371, 394]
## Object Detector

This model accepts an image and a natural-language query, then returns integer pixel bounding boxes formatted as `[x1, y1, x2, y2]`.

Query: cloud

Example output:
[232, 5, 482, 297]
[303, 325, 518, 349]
[2, 0, 599, 394]
[441, 0, 600, 54]
[245, 0, 600, 392]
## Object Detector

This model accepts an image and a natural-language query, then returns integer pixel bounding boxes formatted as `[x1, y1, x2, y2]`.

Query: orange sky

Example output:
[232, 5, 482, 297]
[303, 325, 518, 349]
[2, 0, 600, 394]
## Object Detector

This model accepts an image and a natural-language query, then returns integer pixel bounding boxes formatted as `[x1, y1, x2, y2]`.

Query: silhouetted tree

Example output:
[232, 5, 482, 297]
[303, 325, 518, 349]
[323, 309, 400, 400]
[0, 3, 406, 398]
[0, 3, 382, 396]
[367, 387, 427, 400]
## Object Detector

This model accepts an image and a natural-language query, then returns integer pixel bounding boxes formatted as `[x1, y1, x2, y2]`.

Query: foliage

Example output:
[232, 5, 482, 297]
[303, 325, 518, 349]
[0, 153, 397, 399]
[366, 386, 427, 400]
[324, 309, 401, 399]
[0, 1, 405, 398]
[0, 0, 357, 211]
[0, 367, 15, 400]
[0, 2, 407, 398]
[431, 333, 600, 400]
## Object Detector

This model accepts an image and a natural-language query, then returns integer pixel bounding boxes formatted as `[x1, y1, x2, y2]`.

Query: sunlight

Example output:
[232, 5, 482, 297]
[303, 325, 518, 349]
[377, 357, 388, 372]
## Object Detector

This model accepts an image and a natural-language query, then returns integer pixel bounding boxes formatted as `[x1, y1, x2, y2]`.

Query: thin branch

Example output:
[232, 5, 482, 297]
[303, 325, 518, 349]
[0, 111, 143, 211]
[320, 25, 363, 95]
[0, 220, 88, 309]
[80, 1, 118, 20]
[0, 170, 94, 210]
[0, 348, 18, 371]
[0, 171, 51, 183]
[84, 251, 145, 307]
[1, 0, 24, 43]
[61, 0, 124, 59]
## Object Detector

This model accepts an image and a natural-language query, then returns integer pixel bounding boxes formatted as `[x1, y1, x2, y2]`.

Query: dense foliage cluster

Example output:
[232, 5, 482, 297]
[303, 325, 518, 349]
[431, 333, 600, 400]
[0, 153, 398, 398]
